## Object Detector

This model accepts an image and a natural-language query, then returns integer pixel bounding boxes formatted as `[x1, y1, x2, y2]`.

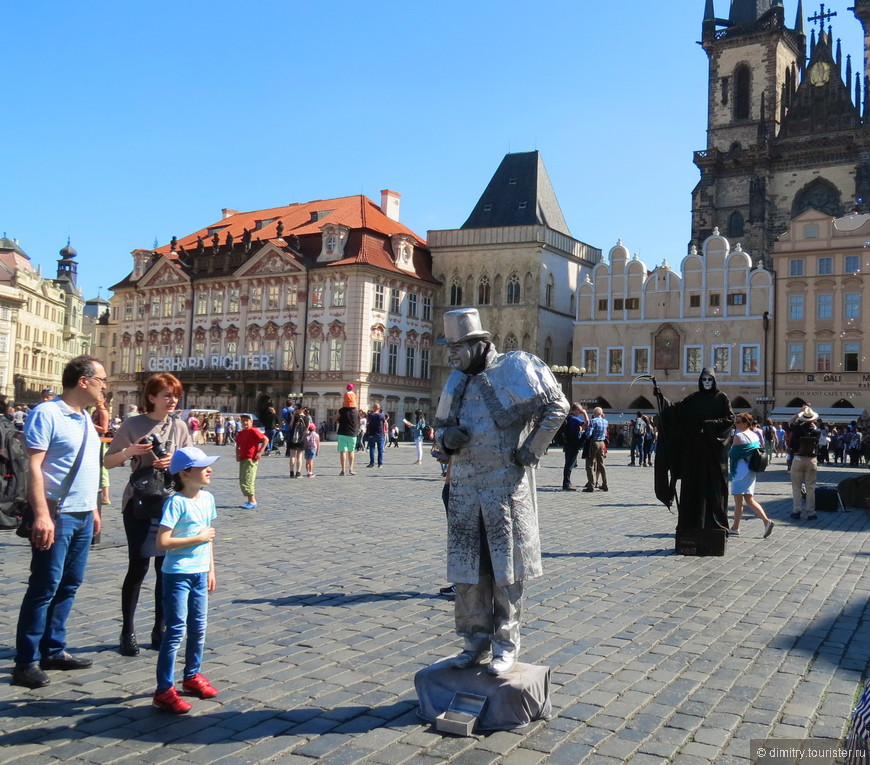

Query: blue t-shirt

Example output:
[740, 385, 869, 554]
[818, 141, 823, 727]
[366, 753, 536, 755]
[24, 398, 101, 513]
[366, 412, 386, 437]
[159, 491, 217, 574]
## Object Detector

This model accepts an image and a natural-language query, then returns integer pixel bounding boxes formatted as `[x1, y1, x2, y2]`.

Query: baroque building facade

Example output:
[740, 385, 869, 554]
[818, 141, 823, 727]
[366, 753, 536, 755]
[108, 191, 438, 427]
[572, 232, 774, 418]
[770, 208, 870, 420]
[0, 238, 88, 402]
[692, 0, 870, 262]
[428, 151, 601, 393]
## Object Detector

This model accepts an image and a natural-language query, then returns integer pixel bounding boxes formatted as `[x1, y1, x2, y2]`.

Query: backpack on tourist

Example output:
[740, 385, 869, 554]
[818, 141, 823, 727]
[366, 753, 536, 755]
[0, 416, 29, 530]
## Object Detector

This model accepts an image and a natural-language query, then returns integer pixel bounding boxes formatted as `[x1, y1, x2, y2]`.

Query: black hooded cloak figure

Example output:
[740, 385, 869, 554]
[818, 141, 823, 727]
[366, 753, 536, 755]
[654, 368, 734, 540]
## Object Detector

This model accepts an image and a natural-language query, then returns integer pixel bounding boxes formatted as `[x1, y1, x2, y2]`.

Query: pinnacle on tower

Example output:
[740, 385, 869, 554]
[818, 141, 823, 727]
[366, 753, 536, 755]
[704, 0, 715, 22]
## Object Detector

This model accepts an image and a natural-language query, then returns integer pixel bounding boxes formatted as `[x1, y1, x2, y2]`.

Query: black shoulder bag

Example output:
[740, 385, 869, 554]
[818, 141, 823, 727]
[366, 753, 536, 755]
[127, 419, 180, 520]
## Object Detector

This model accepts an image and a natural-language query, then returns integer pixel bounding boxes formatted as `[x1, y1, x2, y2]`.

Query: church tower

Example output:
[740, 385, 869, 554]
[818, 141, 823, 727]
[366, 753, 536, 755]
[692, 1, 867, 262]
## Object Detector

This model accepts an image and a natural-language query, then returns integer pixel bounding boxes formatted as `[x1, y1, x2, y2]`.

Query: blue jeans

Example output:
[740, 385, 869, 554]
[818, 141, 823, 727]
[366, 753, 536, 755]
[16, 512, 93, 664]
[156, 572, 208, 692]
[265, 429, 277, 452]
[368, 434, 385, 466]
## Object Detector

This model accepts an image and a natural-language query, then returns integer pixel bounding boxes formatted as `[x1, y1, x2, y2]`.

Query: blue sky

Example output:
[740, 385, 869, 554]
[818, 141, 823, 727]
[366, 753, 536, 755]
[3, 1, 864, 301]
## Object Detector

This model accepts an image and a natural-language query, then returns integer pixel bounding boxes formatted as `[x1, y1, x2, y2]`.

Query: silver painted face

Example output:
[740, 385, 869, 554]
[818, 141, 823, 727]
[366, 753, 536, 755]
[447, 342, 474, 371]
[701, 375, 714, 391]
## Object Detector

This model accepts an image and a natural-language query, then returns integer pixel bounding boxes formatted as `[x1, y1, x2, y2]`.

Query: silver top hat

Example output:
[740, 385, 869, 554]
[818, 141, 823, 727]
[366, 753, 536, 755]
[437, 308, 492, 345]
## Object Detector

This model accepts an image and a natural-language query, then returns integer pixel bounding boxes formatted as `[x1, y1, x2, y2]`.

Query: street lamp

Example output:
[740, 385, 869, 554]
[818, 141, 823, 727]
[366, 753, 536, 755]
[550, 365, 586, 399]
[757, 396, 776, 423]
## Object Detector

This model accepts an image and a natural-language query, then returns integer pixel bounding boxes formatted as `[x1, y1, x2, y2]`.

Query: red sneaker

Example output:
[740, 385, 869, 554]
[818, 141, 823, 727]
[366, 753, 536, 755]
[182, 673, 219, 699]
[153, 686, 192, 714]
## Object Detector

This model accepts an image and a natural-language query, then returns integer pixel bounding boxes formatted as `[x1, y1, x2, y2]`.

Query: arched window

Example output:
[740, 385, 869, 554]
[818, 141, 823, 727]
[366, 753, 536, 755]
[506, 273, 521, 304]
[734, 65, 751, 120]
[543, 337, 552, 364]
[728, 211, 745, 237]
[450, 278, 463, 306]
[478, 275, 491, 305]
[545, 274, 555, 308]
[792, 178, 843, 218]
[504, 333, 519, 352]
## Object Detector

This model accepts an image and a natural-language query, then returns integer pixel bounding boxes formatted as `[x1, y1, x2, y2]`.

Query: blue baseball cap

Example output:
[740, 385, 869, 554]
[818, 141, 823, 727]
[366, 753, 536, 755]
[169, 446, 220, 474]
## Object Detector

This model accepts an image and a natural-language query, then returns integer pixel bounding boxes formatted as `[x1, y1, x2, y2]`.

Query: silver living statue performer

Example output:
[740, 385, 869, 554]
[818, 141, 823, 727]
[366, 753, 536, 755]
[433, 308, 568, 675]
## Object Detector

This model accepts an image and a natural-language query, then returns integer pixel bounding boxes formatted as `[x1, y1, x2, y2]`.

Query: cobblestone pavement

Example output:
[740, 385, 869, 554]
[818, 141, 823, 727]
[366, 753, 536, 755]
[2, 444, 870, 764]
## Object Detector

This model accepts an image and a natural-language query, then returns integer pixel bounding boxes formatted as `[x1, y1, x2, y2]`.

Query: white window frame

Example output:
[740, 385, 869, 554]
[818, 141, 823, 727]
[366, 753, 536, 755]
[740, 344, 760, 375]
[712, 345, 731, 375]
[788, 295, 804, 320]
[307, 340, 321, 371]
[606, 346, 624, 376]
[817, 293, 833, 320]
[632, 346, 650, 375]
[329, 338, 343, 371]
[582, 347, 598, 376]
[844, 341, 860, 372]
[844, 293, 861, 320]
[685, 345, 703, 375]
[787, 342, 804, 371]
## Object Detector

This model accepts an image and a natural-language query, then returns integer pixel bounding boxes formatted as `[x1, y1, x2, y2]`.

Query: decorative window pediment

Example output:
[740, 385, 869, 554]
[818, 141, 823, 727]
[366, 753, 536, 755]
[390, 234, 416, 273]
[319, 224, 350, 262]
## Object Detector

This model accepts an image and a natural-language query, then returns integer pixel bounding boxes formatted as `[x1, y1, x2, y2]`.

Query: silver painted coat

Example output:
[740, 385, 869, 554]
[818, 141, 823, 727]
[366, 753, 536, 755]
[434, 348, 568, 587]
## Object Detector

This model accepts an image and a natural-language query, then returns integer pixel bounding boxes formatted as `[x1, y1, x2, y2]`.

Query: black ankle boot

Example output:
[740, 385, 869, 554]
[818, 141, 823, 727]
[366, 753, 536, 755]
[120, 632, 140, 656]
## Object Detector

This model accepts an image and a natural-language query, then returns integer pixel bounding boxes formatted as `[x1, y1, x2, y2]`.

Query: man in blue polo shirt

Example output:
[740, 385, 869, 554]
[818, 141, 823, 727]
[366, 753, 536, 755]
[12, 355, 106, 689]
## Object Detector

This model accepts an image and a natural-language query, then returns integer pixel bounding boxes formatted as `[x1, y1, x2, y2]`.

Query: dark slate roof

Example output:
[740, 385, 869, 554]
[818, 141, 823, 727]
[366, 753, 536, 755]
[729, 0, 776, 26]
[0, 236, 29, 259]
[461, 151, 571, 236]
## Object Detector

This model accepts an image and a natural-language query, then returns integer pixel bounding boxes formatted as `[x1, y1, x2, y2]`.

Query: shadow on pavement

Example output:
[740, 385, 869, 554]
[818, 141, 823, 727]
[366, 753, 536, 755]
[769, 599, 870, 670]
[235, 591, 444, 607]
[0, 698, 418, 745]
[542, 549, 672, 558]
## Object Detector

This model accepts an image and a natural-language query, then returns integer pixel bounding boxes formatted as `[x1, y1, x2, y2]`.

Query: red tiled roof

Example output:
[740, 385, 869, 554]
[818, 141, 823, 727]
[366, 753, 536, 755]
[153, 194, 427, 257]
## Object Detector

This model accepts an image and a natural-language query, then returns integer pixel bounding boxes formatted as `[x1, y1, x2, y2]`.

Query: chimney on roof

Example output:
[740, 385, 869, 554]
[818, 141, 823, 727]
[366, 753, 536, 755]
[380, 190, 401, 222]
[221, 208, 239, 220]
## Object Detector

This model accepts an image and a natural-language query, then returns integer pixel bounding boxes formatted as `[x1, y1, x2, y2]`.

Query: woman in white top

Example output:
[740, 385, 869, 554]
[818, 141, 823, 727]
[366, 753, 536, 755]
[728, 413, 774, 538]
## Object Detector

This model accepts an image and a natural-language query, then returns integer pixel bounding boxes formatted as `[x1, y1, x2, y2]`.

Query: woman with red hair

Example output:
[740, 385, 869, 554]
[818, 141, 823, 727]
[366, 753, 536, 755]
[105, 374, 192, 657]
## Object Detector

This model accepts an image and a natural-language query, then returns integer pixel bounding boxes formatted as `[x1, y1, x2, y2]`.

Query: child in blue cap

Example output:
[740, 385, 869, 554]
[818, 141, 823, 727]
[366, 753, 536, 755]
[152, 447, 220, 714]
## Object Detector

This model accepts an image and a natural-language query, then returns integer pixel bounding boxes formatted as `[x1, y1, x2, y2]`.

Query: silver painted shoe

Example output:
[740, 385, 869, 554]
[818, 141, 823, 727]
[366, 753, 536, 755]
[487, 651, 517, 675]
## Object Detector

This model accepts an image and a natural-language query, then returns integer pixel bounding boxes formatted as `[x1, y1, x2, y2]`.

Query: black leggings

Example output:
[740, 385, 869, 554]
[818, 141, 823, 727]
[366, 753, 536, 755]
[121, 511, 165, 636]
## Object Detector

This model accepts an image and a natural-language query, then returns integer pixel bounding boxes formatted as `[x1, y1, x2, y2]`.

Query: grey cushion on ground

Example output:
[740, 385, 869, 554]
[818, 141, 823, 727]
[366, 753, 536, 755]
[415, 658, 552, 731]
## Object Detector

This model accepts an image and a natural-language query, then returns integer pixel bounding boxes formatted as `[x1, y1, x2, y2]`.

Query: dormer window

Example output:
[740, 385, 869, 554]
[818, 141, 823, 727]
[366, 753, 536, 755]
[389, 234, 416, 273]
[319, 224, 350, 261]
[254, 218, 277, 231]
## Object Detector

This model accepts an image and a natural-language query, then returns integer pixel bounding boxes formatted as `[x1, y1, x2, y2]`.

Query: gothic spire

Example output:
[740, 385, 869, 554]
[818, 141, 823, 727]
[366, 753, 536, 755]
[795, 0, 804, 34]
[704, 0, 715, 23]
